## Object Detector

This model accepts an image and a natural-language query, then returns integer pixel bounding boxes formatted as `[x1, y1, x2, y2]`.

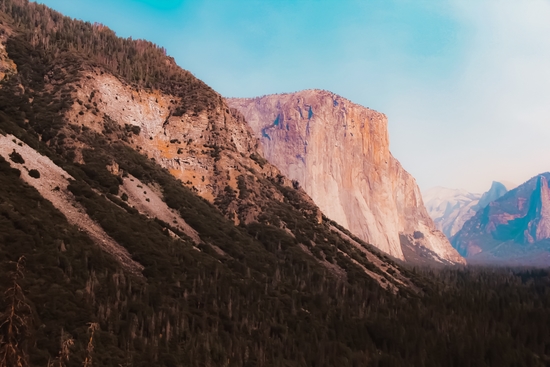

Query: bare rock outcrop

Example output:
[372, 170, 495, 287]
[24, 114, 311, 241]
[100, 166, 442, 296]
[524, 176, 550, 243]
[60, 70, 315, 226]
[228, 90, 464, 264]
[453, 173, 550, 265]
[0, 134, 144, 276]
[424, 181, 514, 239]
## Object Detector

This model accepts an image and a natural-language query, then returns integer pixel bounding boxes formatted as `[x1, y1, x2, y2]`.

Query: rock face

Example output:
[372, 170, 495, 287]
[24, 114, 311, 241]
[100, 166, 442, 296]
[477, 181, 513, 210]
[228, 90, 464, 264]
[59, 68, 322, 227]
[524, 176, 550, 244]
[423, 181, 514, 239]
[452, 173, 550, 265]
[423, 187, 482, 238]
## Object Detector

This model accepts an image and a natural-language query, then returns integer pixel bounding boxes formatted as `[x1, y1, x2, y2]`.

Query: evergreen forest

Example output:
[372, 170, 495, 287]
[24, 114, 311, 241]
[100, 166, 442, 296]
[0, 1, 549, 366]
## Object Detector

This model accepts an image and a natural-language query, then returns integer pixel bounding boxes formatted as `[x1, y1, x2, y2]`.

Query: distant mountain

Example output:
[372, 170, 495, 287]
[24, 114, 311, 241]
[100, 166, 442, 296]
[423, 187, 482, 238]
[424, 181, 515, 239]
[477, 181, 515, 209]
[452, 173, 550, 265]
[228, 91, 464, 265]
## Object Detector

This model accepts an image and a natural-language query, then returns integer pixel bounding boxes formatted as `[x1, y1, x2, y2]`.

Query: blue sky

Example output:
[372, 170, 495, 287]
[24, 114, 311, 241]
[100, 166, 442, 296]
[37, 0, 550, 193]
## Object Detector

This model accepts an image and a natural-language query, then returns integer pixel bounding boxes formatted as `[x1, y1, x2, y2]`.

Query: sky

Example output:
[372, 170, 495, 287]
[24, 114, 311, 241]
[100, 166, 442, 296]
[36, 0, 550, 193]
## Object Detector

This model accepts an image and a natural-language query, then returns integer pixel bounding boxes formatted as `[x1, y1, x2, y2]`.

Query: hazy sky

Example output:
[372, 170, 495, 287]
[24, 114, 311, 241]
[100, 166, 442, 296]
[37, 0, 550, 193]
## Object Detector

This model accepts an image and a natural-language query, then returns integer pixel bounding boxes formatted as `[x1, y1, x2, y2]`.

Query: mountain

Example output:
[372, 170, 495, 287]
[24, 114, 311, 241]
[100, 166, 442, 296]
[424, 181, 515, 239]
[227, 91, 464, 265]
[1, 1, 550, 366]
[0, 1, 428, 364]
[452, 173, 550, 265]
[477, 181, 515, 210]
[423, 187, 482, 238]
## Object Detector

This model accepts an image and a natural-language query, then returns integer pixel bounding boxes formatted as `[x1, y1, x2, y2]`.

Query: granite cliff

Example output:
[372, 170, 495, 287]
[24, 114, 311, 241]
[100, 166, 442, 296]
[1, 1, 550, 365]
[453, 173, 550, 265]
[423, 187, 482, 239]
[228, 90, 464, 264]
[424, 181, 514, 239]
[0, 0, 418, 290]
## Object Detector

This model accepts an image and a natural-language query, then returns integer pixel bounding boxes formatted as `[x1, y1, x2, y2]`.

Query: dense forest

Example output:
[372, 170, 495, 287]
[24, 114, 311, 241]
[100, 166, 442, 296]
[0, 0, 549, 366]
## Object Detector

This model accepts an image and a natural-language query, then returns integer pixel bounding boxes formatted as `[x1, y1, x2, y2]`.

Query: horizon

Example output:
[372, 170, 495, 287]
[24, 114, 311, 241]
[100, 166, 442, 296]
[36, 0, 550, 193]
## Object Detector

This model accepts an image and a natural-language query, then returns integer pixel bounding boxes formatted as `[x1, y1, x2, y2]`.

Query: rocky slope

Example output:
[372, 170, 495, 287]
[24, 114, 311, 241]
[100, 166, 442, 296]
[477, 181, 515, 210]
[424, 181, 514, 239]
[452, 173, 550, 265]
[228, 91, 464, 264]
[0, 1, 429, 363]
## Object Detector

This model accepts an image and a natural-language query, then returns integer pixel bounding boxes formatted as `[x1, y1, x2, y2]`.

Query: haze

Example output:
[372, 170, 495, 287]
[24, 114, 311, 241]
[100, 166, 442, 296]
[37, 0, 550, 193]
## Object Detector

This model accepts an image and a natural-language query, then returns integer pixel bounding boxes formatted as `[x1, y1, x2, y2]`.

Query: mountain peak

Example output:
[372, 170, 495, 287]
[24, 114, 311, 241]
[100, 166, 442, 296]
[452, 172, 550, 264]
[475, 181, 510, 210]
[524, 175, 550, 243]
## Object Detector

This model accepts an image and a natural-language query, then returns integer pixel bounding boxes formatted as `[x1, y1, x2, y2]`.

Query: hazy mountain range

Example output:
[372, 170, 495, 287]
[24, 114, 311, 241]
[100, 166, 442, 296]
[424, 181, 516, 238]
[453, 174, 550, 265]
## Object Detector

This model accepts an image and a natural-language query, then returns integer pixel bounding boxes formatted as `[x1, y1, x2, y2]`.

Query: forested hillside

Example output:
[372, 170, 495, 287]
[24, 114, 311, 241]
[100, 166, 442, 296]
[0, 1, 549, 366]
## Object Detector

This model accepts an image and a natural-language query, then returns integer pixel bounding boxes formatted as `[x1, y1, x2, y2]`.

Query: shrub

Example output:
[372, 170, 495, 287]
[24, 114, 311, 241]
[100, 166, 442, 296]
[413, 231, 425, 239]
[8, 150, 25, 164]
[28, 169, 40, 178]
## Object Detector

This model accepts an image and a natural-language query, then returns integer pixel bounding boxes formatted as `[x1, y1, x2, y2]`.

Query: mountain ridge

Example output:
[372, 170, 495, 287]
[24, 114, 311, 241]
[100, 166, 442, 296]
[423, 181, 515, 239]
[452, 172, 550, 265]
[0, 2, 433, 363]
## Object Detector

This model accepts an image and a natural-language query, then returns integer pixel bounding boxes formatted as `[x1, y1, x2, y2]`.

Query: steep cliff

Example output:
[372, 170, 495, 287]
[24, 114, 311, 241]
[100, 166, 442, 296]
[1, 1, 550, 365]
[523, 176, 550, 244]
[423, 181, 514, 239]
[423, 187, 481, 238]
[477, 181, 514, 210]
[0, 1, 428, 363]
[228, 90, 464, 264]
[453, 173, 550, 265]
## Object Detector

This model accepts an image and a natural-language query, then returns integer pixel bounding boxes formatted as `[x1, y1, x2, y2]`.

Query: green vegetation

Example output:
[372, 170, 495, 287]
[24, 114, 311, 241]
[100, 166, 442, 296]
[8, 149, 24, 164]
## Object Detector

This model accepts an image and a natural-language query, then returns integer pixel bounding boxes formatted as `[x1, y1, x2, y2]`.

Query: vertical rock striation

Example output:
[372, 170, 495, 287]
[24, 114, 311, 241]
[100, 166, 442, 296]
[228, 90, 464, 264]
[524, 176, 550, 243]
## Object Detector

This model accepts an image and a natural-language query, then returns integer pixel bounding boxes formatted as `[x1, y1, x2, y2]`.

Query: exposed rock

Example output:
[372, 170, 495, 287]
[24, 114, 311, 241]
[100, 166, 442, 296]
[423, 181, 514, 239]
[523, 176, 550, 243]
[423, 187, 481, 238]
[228, 90, 464, 264]
[0, 134, 144, 276]
[477, 181, 514, 210]
[24, 54, 423, 282]
[0, 20, 16, 82]
[120, 174, 202, 245]
[452, 173, 550, 265]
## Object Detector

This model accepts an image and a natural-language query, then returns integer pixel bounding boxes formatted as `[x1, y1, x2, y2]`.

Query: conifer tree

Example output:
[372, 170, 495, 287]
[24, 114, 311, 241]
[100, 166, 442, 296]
[0, 256, 31, 367]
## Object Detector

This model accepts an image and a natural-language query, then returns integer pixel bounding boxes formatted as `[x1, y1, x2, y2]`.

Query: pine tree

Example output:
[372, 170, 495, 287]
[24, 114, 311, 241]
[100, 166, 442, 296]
[0, 256, 31, 367]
